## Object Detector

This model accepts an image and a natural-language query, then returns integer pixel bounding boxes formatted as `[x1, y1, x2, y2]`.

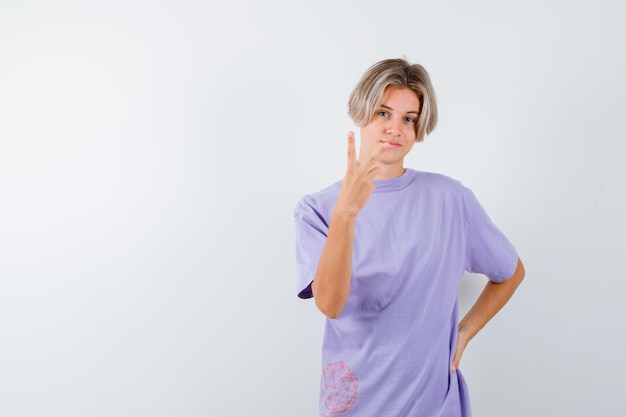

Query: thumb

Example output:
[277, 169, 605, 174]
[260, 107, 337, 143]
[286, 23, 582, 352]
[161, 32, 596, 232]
[450, 355, 460, 372]
[450, 341, 465, 372]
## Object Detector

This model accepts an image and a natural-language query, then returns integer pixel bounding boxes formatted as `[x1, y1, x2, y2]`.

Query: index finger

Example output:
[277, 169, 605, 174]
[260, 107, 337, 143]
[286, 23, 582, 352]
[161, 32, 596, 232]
[346, 131, 357, 168]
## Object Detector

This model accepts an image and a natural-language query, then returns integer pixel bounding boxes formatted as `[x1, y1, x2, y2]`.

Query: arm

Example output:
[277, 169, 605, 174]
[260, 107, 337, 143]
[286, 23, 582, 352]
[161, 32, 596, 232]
[451, 257, 525, 371]
[311, 132, 383, 319]
[311, 210, 356, 319]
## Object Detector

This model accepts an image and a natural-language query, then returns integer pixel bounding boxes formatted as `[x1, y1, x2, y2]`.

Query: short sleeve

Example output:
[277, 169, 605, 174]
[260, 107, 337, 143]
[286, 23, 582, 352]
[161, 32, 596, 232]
[464, 189, 519, 282]
[294, 197, 330, 299]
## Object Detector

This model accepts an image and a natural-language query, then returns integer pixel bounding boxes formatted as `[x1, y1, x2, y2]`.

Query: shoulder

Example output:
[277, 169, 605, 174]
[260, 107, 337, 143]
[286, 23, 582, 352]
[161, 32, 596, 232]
[294, 179, 342, 217]
[406, 170, 481, 218]
[410, 169, 472, 196]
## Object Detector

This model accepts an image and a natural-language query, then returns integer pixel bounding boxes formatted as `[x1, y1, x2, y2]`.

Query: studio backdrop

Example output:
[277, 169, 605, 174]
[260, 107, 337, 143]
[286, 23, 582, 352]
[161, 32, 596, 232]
[0, 0, 624, 416]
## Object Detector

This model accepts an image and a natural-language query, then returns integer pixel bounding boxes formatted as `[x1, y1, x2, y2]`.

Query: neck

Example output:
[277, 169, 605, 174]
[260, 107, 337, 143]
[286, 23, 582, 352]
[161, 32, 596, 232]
[373, 165, 406, 181]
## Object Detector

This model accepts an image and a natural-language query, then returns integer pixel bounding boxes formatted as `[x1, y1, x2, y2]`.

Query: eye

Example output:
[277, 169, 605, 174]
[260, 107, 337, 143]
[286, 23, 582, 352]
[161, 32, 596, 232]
[404, 116, 415, 123]
[377, 110, 390, 118]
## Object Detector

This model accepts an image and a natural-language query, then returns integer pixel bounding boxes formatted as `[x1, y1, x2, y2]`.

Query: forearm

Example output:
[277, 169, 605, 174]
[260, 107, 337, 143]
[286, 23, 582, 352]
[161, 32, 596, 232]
[311, 210, 356, 319]
[458, 258, 525, 341]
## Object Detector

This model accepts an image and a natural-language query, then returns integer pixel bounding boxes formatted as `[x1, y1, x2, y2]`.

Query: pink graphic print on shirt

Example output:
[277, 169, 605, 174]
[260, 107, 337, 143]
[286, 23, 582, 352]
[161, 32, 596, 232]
[321, 362, 358, 414]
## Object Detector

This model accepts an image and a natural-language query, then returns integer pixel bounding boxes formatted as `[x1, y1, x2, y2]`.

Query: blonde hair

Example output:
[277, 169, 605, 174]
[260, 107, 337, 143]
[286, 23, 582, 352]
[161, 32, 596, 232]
[348, 58, 438, 142]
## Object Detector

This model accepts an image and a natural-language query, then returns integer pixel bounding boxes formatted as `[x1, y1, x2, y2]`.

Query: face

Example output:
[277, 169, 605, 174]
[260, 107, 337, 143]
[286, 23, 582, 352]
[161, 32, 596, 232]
[359, 86, 420, 179]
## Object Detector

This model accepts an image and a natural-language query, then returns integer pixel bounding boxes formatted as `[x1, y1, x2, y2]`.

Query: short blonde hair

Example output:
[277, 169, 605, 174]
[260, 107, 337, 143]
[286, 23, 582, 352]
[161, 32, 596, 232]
[348, 58, 438, 142]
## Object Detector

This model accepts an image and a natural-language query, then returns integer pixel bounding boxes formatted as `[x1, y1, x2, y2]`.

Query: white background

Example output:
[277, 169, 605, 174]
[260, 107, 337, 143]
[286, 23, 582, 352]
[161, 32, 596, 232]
[1, 0, 625, 416]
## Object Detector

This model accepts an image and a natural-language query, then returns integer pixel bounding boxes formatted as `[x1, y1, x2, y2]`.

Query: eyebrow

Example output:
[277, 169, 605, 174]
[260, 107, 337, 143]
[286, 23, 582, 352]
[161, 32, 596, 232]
[380, 104, 419, 115]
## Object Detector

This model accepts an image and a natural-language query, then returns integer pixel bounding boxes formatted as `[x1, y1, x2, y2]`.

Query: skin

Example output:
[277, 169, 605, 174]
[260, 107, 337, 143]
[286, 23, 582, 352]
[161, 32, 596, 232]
[358, 86, 420, 180]
[311, 86, 525, 371]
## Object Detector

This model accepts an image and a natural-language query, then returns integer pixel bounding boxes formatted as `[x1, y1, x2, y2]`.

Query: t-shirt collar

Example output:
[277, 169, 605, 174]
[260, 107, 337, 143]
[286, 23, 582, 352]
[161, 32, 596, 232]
[372, 169, 416, 193]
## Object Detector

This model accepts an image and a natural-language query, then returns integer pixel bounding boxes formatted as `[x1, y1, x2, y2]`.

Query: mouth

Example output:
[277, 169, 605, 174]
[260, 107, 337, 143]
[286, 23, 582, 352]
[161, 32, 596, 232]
[382, 141, 401, 149]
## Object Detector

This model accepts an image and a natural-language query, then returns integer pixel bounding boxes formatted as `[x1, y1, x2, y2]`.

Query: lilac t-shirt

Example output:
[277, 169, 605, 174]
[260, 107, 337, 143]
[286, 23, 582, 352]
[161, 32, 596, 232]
[294, 169, 518, 417]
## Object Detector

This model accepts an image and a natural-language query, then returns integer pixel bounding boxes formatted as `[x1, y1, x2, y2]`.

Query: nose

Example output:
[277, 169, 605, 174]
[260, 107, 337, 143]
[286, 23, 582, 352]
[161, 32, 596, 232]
[386, 116, 402, 136]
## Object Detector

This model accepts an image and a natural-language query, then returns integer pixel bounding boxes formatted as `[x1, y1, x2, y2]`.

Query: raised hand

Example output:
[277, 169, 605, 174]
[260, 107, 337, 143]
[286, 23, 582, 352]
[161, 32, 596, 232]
[333, 131, 385, 218]
[312, 131, 385, 318]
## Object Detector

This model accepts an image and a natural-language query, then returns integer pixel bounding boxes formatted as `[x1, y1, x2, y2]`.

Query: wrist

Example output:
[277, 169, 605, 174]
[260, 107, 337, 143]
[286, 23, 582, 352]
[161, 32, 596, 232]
[331, 206, 359, 222]
[458, 318, 480, 342]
